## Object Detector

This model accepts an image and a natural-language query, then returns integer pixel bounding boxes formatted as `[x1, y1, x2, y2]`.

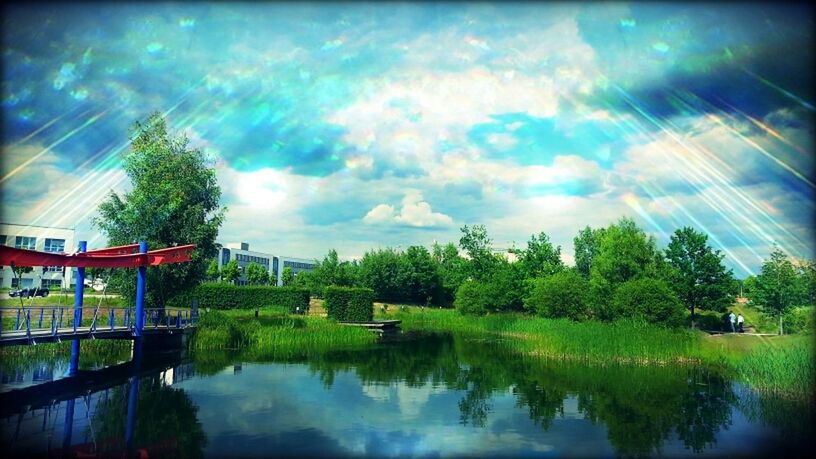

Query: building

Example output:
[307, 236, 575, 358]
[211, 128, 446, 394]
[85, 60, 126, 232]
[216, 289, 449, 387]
[0, 222, 75, 289]
[216, 242, 317, 286]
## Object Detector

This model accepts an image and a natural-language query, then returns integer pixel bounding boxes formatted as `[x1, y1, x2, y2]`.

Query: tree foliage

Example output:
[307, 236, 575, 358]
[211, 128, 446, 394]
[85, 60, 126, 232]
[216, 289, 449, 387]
[664, 227, 734, 326]
[610, 278, 685, 327]
[747, 246, 807, 334]
[281, 266, 295, 286]
[221, 260, 240, 285]
[245, 262, 268, 285]
[514, 231, 564, 279]
[94, 112, 224, 308]
[524, 269, 590, 321]
[574, 226, 604, 279]
[206, 260, 220, 282]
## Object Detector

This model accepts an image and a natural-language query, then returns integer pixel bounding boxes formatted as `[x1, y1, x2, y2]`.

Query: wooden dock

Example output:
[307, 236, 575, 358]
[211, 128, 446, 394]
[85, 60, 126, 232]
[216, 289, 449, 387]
[338, 320, 401, 332]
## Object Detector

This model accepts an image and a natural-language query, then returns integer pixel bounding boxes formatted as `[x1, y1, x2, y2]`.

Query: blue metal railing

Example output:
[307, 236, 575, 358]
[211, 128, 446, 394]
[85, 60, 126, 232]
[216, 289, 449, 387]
[0, 306, 197, 340]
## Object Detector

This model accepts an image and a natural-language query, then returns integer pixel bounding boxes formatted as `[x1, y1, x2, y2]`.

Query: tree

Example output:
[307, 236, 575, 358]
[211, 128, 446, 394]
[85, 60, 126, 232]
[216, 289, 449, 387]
[664, 227, 735, 328]
[94, 112, 224, 308]
[403, 245, 442, 304]
[358, 248, 410, 302]
[245, 262, 268, 285]
[454, 280, 492, 316]
[797, 259, 816, 306]
[513, 231, 563, 279]
[459, 224, 498, 282]
[574, 226, 605, 278]
[748, 246, 806, 334]
[221, 260, 240, 285]
[524, 269, 590, 321]
[589, 218, 659, 319]
[281, 266, 295, 286]
[611, 278, 685, 327]
[432, 242, 468, 305]
[206, 260, 220, 282]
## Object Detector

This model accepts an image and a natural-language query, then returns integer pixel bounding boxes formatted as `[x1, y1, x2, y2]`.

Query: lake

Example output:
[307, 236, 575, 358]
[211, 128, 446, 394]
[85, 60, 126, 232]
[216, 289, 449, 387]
[1, 332, 812, 457]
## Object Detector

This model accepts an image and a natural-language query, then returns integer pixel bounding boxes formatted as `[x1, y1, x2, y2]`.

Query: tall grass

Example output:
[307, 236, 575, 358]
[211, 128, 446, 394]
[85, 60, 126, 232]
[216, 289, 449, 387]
[389, 307, 814, 398]
[190, 309, 377, 357]
[0, 339, 132, 373]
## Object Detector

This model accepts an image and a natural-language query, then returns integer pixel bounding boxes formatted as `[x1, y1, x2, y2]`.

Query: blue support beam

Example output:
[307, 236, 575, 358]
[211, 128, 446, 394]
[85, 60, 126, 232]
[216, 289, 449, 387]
[69, 241, 86, 377]
[134, 241, 147, 337]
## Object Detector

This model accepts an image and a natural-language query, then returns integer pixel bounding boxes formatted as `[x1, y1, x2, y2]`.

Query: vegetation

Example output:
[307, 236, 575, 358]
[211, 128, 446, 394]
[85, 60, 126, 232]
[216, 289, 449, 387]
[746, 246, 810, 334]
[94, 112, 225, 309]
[323, 286, 374, 321]
[665, 227, 734, 327]
[610, 278, 685, 327]
[524, 269, 589, 321]
[167, 283, 309, 313]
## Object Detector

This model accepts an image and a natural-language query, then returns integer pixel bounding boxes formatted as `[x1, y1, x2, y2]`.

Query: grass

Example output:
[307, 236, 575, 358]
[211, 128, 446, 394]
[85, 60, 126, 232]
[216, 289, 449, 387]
[191, 308, 378, 358]
[379, 305, 814, 400]
[0, 295, 127, 308]
[0, 339, 133, 373]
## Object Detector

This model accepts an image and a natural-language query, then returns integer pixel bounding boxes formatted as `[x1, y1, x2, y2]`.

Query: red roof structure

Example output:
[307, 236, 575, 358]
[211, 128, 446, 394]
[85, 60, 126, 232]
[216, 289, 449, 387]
[0, 244, 196, 268]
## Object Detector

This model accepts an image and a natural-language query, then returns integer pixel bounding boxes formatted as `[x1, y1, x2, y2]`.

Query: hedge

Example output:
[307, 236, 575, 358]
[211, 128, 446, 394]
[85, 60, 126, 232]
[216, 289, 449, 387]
[324, 286, 374, 322]
[168, 283, 310, 314]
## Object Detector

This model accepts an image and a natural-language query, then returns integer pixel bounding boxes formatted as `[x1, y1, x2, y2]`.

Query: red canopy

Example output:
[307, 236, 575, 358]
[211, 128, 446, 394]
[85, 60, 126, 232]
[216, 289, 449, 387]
[0, 244, 196, 268]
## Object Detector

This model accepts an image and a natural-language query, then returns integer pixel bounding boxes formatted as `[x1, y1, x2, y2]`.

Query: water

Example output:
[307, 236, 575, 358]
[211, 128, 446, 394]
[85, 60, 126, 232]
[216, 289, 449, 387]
[1, 333, 813, 457]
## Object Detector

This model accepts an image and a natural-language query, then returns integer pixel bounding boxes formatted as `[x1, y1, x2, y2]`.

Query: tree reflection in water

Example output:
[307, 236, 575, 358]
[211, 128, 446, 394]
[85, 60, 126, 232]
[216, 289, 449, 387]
[91, 372, 208, 458]
[195, 332, 806, 456]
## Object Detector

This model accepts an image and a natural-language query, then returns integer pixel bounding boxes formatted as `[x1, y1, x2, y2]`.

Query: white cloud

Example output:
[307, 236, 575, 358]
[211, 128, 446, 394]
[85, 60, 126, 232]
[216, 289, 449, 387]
[363, 191, 453, 228]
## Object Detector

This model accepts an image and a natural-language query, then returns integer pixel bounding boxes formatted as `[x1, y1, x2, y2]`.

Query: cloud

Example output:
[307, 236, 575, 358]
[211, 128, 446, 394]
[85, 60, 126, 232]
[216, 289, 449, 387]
[364, 191, 453, 228]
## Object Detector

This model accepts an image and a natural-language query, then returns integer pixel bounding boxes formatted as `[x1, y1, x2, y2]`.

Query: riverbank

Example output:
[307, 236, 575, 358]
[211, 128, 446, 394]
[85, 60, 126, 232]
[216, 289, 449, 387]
[377, 307, 814, 401]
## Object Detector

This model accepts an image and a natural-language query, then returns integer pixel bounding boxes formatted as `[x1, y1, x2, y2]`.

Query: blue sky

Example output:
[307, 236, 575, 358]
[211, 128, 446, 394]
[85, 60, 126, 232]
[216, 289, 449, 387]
[1, 2, 813, 276]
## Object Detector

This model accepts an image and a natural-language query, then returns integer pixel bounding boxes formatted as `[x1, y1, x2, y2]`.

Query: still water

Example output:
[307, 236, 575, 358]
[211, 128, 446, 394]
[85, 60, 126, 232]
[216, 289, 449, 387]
[1, 333, 813, 457]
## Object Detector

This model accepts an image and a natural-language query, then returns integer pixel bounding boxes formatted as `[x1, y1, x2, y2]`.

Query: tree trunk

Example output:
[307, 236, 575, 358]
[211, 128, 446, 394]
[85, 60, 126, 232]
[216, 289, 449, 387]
[690, 305, 696, 329]
[779, 315, 783, 335]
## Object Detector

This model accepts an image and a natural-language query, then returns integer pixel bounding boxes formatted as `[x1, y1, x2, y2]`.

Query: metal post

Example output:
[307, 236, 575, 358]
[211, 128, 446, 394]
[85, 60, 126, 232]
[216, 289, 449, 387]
[69, 241, 86, 377]
[134, 241, 147, 337]
[62, 398, 75, 453]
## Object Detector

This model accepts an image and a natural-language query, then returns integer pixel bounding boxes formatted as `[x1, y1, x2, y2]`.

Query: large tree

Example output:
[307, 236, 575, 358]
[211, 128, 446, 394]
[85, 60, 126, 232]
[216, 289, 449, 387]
[513, 231, 563, 279]
[459, 224, 498, 282]
[574, 226, 605, 279]
[748, 246, 806, 334]
[665, 227, 734, 328]
[94, 113, 224, 307]
[245, 262, 268, 285]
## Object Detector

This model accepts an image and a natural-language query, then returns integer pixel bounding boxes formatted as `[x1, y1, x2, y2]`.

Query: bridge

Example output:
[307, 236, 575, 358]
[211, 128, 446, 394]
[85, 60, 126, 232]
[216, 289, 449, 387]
[0, 240, 198, 372]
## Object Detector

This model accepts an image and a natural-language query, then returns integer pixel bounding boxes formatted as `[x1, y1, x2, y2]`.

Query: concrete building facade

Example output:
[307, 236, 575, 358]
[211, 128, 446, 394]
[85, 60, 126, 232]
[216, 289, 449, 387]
[0, 222, 75, 289]
[216, 242, 317, 286]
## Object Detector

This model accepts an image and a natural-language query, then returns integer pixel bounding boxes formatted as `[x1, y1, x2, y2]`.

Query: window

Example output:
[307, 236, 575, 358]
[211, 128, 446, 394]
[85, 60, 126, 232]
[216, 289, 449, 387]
[42, 279, 62, 288]
[15, 236, 36, 250]
[44, 238, 65, 253]
[0, 235, 6, 245]
[11, 278, 19, 288]
[45, 266, 62, 272]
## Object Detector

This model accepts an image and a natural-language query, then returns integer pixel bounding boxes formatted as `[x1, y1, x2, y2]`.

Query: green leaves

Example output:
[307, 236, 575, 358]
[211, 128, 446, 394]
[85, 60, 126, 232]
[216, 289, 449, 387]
[94, 112, 225, 308]
[665, 227, 734, 323]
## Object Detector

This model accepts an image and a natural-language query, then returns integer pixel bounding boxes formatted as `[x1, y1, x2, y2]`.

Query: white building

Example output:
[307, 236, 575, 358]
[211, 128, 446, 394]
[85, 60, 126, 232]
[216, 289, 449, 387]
[216, 242, 317, 286]
[0, 222, 75, 289]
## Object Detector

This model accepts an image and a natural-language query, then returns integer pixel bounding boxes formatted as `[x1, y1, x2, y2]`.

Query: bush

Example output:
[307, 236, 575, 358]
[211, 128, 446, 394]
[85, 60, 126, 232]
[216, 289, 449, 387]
[524, 270, 590, 321]
[610, 278, 685, 327]
[454, 280, 492, 316]
[783, 307, 815, 334]
[324, 286, 374, 321]
[168, 283, 310, 314]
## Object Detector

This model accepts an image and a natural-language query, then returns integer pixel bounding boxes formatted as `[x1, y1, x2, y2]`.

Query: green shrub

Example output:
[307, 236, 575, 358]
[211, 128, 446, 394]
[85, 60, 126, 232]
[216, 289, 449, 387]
[168, 283, 309, 314]
[525, 270, 590, 321]
[324, 286, 374, 321]
[610, 278, 685, 327]
[454, 280, 492, 316]
[783, 307, 814, 334]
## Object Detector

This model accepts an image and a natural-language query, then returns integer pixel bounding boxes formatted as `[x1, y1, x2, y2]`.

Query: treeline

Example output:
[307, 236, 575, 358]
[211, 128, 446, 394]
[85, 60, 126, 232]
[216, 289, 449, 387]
[219, 216, 814, 332]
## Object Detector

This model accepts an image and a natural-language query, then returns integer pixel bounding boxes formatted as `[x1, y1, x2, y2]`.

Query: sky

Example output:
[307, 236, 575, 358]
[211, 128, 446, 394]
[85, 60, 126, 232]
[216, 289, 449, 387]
[1, 2, 814, 277]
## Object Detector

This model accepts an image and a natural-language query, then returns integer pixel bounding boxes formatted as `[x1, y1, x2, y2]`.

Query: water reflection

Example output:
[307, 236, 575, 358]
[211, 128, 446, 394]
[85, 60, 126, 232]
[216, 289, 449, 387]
[1, 332, 812, 457]
[1, 358, 205, 458]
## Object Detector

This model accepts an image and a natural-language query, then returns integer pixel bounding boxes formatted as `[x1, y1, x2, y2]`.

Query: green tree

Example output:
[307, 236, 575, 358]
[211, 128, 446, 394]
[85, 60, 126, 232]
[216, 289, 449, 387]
[245, 262, 268, 285]
[94, 112, 224, 308]
[589, 217, 658, 319]
[797, 259, 816, 306]
[459, 224, 498, 282]
[748, 246, 806, 334]
[454, 280, 492, 316]
[221, 259, 240, 285]
[524, 269, 590, 320]
[611, 278, 685, 327]
[404, 245, 442, 304]
[281, 266, 295, 286]
[513, 231, 564, 279]
[664, 227, 735, 328]
[574, 226, 605, 278]
[432, 242, 468, 305]
[358, 248, 410, 302]
[206, 259, 220, 282]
